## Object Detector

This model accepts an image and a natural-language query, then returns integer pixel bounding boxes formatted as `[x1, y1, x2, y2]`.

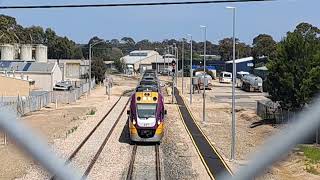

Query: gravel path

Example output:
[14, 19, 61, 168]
[86, 103, 131, 180]
[17, 95, 126, 179]
[131, 145, 157, 180]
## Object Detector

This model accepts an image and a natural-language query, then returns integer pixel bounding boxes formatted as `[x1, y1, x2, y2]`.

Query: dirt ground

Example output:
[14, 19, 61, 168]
[0, 74, 212, 180]
[0, 75, 131, 180]
[174, 77, 320, 179]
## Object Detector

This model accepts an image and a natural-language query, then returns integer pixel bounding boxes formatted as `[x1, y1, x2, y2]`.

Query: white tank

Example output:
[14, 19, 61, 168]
[35, 44, 48, 63]
[0, 44, 15, 60]
[20, 44, 33, 61]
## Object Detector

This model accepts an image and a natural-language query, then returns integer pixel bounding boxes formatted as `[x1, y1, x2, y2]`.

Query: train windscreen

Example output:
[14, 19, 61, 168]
[137, 104, 157, 119]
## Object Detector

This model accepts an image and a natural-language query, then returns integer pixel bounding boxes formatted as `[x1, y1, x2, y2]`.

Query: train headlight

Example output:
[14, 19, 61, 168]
[133, 120, 136, 125]
[157, 121, 161, 125]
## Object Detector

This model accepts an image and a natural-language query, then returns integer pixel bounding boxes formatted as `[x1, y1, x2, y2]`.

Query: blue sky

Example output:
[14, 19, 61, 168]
[0, 0, 319, 45]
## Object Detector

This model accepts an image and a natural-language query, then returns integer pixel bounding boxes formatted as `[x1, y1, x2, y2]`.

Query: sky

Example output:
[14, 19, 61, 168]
[0, 0, 319, 45]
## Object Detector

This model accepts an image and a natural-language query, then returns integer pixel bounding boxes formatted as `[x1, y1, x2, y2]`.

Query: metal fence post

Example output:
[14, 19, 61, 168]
[4, 132, 7, 145]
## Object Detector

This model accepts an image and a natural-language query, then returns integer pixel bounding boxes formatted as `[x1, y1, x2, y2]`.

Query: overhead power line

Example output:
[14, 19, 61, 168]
[0, 0, 274, 9]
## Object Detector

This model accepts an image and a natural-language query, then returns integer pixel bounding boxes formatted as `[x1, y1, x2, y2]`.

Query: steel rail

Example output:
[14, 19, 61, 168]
[126, 144, 161, 180]
[126, 144, 138, 180]
[51, 96, 122, 180]
[155, 144, 161, 180]
[82, 97, 131, 179]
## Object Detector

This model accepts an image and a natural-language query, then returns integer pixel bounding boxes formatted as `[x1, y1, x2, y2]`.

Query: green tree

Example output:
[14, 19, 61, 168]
[218, 38, 238, 61]
[266, 22, 320, 110]
[91, 58, 107, 83]
[252, 34, 277, 60]
[114, 58, 126, 72]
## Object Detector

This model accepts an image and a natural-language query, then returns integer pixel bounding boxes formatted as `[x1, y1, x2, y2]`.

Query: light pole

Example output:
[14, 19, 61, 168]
[89, 40, 105, 95]
[181, 39, 185, 94]
[187, 34, 193, 104]
[200, 25, 207, 122]
[155, 48, 158, 73]
[227, 6, 237, 160]
[173, 43, 178, 86]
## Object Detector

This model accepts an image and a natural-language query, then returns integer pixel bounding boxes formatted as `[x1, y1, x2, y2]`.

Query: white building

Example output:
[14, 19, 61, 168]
[121, 50, 163, 73]
[0, 61, 62, 91]
[48, 59, 89, 82]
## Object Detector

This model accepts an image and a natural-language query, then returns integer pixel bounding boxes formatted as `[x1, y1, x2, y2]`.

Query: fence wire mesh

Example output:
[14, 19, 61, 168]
[0, 80, 95, 117]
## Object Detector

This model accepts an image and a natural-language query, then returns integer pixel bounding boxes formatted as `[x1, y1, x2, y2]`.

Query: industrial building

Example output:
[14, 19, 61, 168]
[0, 44, 48, 62]
[0, 75, 35, 96]
[48, 59, 90, 82]
[151, 54, 175, 72]
[0, 61, 62, 91]
[121, 50, 164, 73]
[225, 57, 254, 74]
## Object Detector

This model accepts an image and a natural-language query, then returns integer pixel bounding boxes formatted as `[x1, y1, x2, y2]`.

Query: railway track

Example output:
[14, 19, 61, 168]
[51, 96, 130, 180]
[126, 144, 161, 180]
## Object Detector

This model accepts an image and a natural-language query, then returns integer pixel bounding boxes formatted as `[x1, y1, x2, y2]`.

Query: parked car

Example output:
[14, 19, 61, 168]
[219, 71, 232, 83]
[53, 81, 73, 91]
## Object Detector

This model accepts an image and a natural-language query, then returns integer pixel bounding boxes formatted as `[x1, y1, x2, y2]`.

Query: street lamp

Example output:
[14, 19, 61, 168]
[89, 40, 105, 95]
[187, 34, 193, 104]
[173, 43, 178, 86]
[181, 39, 185, 94]
[227, 6, 237, 161]
[155, 48, 158, 73]
[200, 25, 207, 123]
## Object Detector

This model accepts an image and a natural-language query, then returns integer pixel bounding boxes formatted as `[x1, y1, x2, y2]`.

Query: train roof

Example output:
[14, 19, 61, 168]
[136, 85, 158, 92]
[139, 80, 158, 86]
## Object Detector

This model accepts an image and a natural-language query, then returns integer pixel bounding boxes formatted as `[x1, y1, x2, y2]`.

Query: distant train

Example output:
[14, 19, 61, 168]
[127, 70, 166, 143]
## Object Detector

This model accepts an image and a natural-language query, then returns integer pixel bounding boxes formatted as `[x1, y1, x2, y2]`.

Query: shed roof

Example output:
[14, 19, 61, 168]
[0, 61, 56, 73]
[225, 57, 254, 64]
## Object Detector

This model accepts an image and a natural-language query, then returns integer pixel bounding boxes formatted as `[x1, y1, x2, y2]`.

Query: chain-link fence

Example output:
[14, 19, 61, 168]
[0, 79, 95, 117]
[256, 100, 297, 124]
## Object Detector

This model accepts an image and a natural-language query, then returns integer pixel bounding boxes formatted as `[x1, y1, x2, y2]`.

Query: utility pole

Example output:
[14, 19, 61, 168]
[188, 34, 193, 104]
[88, 40, 104, 95]
[89, 44, 92, 95]
[155, 48, 158, 73]
[200, 25, 207, 122]
[182, 39, 185, 94]
[227, 6, 237, 160]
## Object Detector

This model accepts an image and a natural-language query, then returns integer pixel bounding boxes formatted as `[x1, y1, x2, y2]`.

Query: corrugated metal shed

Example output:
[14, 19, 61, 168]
[0, 61, 55, 73]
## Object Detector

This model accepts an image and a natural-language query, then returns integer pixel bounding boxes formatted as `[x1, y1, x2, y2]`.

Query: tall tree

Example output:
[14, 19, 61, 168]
[252, 34, 277, 60]
[91, 58, 107, 83]
[266, 22, 320, 110]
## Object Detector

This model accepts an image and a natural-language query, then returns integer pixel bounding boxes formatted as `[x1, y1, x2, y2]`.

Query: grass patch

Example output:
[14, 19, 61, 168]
[299, 145, 320, 163]
[66, 126, 78, 136]
[298, 145, 320, 175]
[87, 108, 96, 116]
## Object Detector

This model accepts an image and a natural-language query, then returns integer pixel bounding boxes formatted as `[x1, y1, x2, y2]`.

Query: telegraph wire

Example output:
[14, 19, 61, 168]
[0, 0, 274, 9]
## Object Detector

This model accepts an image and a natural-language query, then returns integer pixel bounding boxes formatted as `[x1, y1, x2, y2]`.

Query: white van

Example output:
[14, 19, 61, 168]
[219, 71, 232, 83]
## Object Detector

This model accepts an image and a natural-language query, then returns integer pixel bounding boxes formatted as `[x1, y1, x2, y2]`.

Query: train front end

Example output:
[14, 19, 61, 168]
[128, 91, 165, 143]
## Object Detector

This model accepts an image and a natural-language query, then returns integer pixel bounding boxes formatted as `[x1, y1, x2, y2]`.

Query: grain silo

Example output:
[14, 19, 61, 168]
[35, 44, 48, 63]
[20, 44, 33, 61]
[0, 44, 15, 60]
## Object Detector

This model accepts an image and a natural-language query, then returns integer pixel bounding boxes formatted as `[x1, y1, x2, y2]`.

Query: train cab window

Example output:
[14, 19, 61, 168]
[137, 104, 157, 119]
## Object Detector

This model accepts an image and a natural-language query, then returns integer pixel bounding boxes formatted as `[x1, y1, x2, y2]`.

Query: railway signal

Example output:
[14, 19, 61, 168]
[171, 60, 176, 74]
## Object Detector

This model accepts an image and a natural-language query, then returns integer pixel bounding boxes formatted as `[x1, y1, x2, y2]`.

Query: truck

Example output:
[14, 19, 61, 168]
[241, 74, 263, 92]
